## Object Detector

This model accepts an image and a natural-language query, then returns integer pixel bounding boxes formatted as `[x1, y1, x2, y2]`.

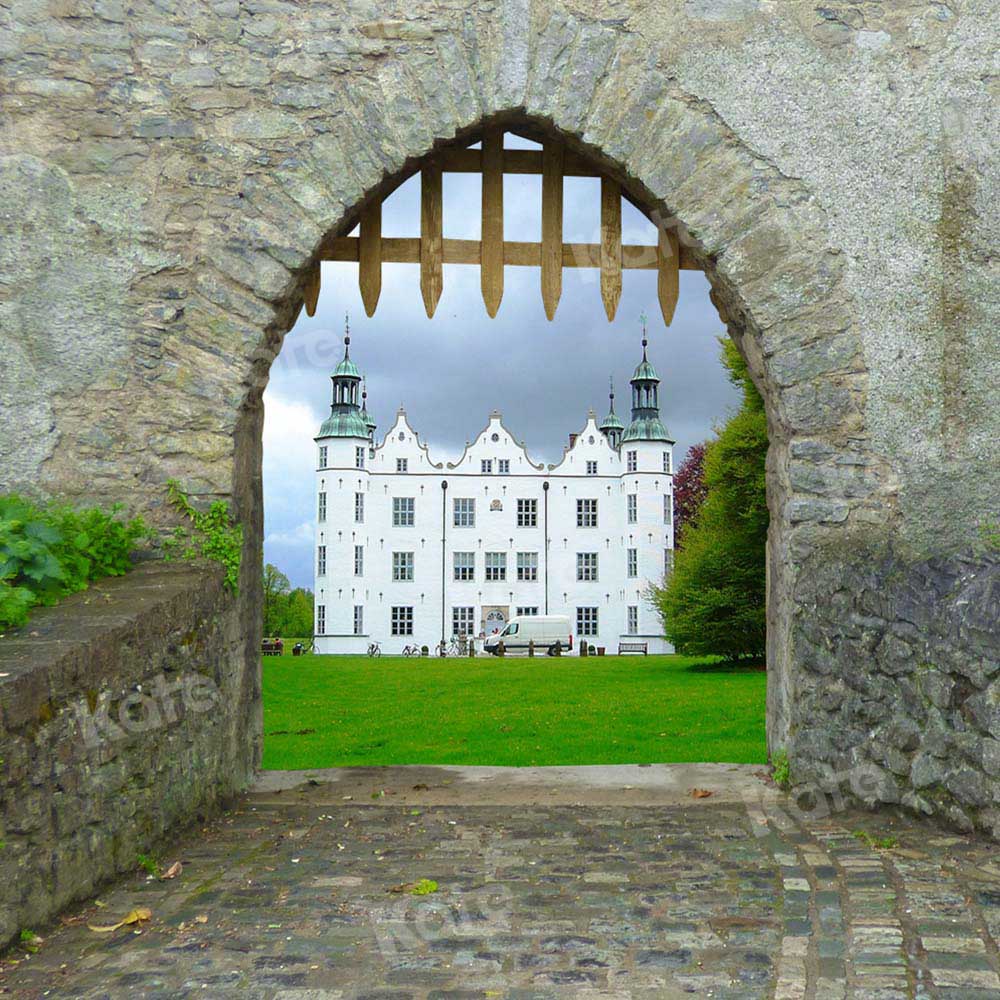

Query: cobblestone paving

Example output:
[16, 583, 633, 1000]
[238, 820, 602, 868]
[2, 789, 1000, 998]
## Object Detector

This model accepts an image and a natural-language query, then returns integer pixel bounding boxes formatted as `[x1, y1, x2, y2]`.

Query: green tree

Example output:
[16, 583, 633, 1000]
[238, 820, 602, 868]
[281, 587, 314, 637]
[263, 563, 291, 636]
[650, 338, 769, 660]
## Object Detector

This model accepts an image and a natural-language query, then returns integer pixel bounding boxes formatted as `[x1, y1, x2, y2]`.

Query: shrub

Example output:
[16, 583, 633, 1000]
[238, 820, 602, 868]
[0, 494, 147, 629]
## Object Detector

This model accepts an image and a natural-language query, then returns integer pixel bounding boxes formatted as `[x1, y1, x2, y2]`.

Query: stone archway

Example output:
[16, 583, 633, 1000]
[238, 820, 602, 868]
[2, 2, 996, 837]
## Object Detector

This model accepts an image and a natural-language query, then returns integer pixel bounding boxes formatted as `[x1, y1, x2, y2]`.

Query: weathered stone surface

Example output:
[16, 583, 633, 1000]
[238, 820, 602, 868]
[0, 561, 253, 950]
[0, 0, 997, 867]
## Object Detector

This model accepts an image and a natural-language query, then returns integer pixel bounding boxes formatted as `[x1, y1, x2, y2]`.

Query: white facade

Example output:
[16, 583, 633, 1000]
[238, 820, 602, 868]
[313, 336, 675, 655]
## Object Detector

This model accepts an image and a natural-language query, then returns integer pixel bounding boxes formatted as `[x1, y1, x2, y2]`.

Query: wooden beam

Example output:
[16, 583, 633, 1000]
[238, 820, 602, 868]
[303, 263, 320, 317]
[420, 163, 443, 318]
[321, 236, 697, 270]
[600, 177, 622, 322]
[657, 226, 680, 327]
[435, 146, 598, 178]
[358, 201, 382, 317]
[540, 140, 564, 320]
[480, 127, 504, 318]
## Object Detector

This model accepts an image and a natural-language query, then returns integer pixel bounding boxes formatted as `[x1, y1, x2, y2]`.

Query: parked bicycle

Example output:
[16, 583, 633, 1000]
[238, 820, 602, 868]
[367, 641, 381, 657]
[435, 637, 462, 657]
[401, 644, 421, 657]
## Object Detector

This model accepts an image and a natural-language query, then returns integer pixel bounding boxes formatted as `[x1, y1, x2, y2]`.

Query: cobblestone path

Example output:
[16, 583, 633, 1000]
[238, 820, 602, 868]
[2, 768, 999, 999]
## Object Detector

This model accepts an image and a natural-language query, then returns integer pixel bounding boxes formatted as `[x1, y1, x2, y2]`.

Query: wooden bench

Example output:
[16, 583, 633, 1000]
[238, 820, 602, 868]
[261, 639, 284, 656]
[618, 641, 648, 655]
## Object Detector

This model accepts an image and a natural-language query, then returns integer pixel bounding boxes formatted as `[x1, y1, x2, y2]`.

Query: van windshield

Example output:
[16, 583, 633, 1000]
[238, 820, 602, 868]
[502, 623, 518, 636]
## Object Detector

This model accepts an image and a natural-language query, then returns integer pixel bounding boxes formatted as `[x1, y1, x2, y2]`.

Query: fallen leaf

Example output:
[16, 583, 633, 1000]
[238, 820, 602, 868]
[690, 788, 713, 799]
[194, 914, 208, 924]
[159, 861, 183, 880]
[87, 908, 152, 933]
[93, 899, 108, 908]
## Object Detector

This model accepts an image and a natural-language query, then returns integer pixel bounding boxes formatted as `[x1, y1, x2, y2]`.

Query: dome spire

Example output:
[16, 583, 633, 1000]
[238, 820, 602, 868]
[599, 374, 624, 448]
[317, 313, 369, 440]
[622, 316, 671, 443]
[343, 312, 350, 358]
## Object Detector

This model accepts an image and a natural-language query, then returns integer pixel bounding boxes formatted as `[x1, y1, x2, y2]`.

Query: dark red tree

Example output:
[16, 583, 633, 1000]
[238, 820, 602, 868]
[673, 443, 709, 549]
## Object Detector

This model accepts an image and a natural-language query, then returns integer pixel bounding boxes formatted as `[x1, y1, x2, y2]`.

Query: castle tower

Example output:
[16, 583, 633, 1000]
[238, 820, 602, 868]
[599, 376, 624, 450]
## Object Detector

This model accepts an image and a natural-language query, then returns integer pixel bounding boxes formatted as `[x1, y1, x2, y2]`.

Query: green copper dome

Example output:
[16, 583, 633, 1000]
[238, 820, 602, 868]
[333, 355, 361, 379]
[317, 410, 370, 439]
[600, 410, 624, 431]
[621, 416, 672, 443]
[632, 357, 659, 382]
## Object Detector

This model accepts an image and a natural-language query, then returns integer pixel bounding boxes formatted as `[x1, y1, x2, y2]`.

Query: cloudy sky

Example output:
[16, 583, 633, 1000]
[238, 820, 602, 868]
[263, 138, 738, 589]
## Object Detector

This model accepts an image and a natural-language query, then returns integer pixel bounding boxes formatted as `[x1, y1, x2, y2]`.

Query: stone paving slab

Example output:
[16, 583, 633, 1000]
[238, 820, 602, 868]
[1, 768, 999, 999]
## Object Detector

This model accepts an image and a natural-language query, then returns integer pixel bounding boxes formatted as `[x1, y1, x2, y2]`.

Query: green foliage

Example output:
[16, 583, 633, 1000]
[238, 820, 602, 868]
[164, 481, 243, 593]
[771, 748, 790, 789]
[978, 519, 1000, 551]
[852, 830, 898, 851]
[19, 929, 41, 953]
[137, 852, 161, 877]
[410, 879, 438, 895]
[0, 494, 147, 629]
[649, 339, 768, 660]
[263, 564, 314, 637]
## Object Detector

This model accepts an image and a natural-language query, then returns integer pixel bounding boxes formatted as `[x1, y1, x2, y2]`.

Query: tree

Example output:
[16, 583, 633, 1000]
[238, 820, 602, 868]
[650, 338, 769, 660]
[263, 563, 290, 636]
[673, 442, 709, 549]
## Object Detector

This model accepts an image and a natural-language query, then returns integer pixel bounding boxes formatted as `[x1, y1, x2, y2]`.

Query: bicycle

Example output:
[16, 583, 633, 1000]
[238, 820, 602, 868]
[367, 641, 381, 657]
[401, 644, 421, 656]
[435, 637, 462, 657]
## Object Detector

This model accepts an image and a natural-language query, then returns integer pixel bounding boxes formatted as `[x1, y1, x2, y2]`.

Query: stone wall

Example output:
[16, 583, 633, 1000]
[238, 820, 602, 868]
[0, 562, 257, 950]
[0, 0, 997, 838]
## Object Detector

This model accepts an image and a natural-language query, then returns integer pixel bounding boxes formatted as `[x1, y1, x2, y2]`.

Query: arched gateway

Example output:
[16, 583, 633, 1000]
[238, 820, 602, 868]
[0, 3, 996, 923]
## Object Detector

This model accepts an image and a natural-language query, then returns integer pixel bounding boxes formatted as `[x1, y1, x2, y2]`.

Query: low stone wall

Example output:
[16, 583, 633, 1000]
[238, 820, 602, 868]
[790, 545, 1000, 838]
[0, 561, 257, 949]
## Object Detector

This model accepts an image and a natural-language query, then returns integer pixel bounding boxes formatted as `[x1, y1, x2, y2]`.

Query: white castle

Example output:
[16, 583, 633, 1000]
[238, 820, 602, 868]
[313, 324, 675, 655]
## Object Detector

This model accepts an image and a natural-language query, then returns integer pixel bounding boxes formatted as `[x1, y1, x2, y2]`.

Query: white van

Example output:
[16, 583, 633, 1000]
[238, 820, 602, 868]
[483, 615, 572, 656]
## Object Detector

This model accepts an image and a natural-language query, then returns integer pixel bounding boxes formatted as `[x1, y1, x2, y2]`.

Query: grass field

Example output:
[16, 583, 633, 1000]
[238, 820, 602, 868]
[262, 652, 766, 769]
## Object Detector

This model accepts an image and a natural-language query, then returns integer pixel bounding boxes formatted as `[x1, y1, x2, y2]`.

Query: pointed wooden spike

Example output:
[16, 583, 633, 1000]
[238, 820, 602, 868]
[480, 127, 504, 318]
[420, 163, 443, 318]
[303, 263, 320, 317]
[359, 200, 382, 317]
[540, 140, 564, 321]
[657, 226, 680, 326]
[600, 177, 622, 322]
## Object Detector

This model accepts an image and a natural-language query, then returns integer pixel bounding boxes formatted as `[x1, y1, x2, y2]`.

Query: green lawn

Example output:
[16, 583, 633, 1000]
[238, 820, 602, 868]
[262, 653, 766, 769]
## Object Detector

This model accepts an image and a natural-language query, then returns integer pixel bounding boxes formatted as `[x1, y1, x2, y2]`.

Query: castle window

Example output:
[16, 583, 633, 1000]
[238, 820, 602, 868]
[318, 491, 327, 523]
[391, 606, 413, 636]
[452, 606, 475, 637]
[355, 492, 364, 523]
[354, 545, 364, 576]
[627, 548, 637, 578]
[317, 545, 326, 576]
[481, 459, 493, 474]
[453, 497, 476, 527]
[664, 549, 674, 575]
[576, 552, 598, 581]
[485, 552, 506, 581]
[392, 551, 414, 581]
[516, 498, 537, 527]
[392, 497, 415, 526]
[586, 461, 598, 476]
[626, 450, 637, 473]
[627, 494, 637, 524]
[498, 459, 510, 474]
[453, 551, 475, 581]
[355, 447, 365, 469]
[664, 495, 672, 525]
[397, 458, 408, 473]
[353, 605, 364, 635]
[319, 446, 328, 469]
[516, 552, 538, 582]
[317, 605, 326, 634]
[576, 498, 598, 528]
[627, 606, 638, 635]
[576, 606, 598, 637]
[663, 451, 671, 474]
[516, 606, 539, 617]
